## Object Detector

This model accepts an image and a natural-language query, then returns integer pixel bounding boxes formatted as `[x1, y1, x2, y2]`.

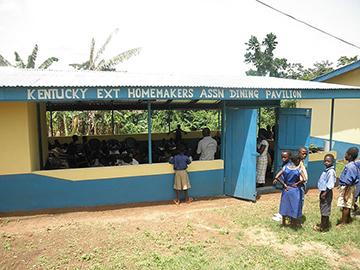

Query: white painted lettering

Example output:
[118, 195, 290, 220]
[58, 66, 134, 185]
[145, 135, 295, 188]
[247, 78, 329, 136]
[65, 89, 72, 99]
[229, 90, 237, 98]
[97, 89, 104, 98]
[265, 90, 271, 99]
[128, 88, 136, 98]
[218, 89, 224, 99]
[249, 90, 254, 99]
[113, 89, 120, 98]
[73, 89, 79, 99]
[188, 88, 194, 98]
[38, 90, 45, 99]
[200, 89, 207, 98]
[27, 89, 36, 100]
[79, 89, 87, 99]
[103, 89, 112, 98]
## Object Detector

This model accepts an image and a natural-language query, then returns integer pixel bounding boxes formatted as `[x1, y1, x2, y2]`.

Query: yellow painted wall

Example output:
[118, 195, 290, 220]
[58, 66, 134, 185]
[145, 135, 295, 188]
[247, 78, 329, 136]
[298, 68, 360, 144]
[326, 68, 360, 86]
[34, 159, 224, 181]
[297, 99, 331, 139]
[0, 102, 40, 174]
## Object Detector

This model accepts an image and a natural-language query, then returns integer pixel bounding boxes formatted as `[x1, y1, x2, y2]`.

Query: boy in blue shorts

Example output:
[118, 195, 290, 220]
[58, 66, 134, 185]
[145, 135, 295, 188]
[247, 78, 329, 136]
[313, 154, 336, 232]
[337, 147, 360, 225]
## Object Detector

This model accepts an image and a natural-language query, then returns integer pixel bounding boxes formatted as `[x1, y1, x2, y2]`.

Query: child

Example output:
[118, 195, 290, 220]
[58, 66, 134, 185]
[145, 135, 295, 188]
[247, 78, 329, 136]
[354, 160, 360, 214]
[313, 154, 336, 232]
[169, 144, 193, 205]
[337, 147, 360, 225]
[273, 155, 306, 227]
[272, 150, 292, 222]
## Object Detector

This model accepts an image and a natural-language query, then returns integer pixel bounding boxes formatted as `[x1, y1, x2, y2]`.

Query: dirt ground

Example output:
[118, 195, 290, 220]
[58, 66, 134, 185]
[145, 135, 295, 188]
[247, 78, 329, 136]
[1, 190, 359, 270]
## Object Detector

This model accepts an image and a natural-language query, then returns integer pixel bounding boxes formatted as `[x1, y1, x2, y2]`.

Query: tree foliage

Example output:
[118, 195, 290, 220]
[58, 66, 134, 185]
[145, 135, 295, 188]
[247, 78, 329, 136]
[0, 44, 58, 69]
[47, 110, 220, 137]
[69, 29, 141, 71]
[337, 55, 358, 67]
[244, 33, 289, 78]
[244, 32, 359, 128]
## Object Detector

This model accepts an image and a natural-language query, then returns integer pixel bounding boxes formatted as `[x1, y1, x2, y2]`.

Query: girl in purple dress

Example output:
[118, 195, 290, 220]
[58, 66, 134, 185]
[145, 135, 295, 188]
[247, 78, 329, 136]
[273, 155, 306, 227]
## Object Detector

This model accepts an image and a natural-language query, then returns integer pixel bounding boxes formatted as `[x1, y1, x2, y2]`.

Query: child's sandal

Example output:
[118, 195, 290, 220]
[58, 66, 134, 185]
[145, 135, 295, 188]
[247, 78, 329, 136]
[186, 197, 193, 204]
[313, 224, 323, 232]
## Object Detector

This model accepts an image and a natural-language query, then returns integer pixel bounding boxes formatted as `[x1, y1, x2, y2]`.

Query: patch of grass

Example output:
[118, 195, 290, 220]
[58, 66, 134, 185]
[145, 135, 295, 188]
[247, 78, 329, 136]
[264, 194, 360, 250]
[2, 241, 11, 251]
[340, 266, 358, 270]
[135, 243, 209, 270]
[286, 255, 330, 270]
[36, 255, 49, 266]
[2, 192, 359, 270]
[81, 252, 95, 261]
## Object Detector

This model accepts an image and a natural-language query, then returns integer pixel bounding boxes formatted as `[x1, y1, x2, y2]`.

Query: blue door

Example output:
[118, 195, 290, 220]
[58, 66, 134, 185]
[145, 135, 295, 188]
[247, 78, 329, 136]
[224, 108, 257, 201]
[275, 108, 312, 172]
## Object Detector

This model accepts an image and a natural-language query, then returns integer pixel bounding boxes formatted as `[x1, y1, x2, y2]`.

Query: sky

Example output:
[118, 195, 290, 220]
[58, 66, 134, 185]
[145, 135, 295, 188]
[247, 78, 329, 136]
[0, 0, 359, 75]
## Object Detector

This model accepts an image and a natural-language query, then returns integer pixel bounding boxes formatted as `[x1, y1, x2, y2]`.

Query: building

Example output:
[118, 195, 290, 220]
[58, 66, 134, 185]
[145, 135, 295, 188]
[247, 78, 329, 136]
[297, 60, 360, 158]
[1, 68, 360, 214]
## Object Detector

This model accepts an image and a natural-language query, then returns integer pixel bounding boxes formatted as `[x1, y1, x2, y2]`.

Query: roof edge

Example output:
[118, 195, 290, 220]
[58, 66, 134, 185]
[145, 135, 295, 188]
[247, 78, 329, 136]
[313, 59, 360, 82]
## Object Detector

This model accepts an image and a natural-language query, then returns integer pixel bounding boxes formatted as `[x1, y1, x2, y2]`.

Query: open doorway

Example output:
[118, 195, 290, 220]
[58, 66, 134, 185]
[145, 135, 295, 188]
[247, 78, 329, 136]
[256, 107, 312, 193]
[256, 106, 277, 188]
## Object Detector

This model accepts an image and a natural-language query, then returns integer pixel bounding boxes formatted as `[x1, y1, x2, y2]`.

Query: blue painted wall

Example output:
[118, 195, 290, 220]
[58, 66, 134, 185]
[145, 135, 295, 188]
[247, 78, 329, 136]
[0, 170, 224, 213]
[307, 160, 325, 189]
[310, 136, 360, 159]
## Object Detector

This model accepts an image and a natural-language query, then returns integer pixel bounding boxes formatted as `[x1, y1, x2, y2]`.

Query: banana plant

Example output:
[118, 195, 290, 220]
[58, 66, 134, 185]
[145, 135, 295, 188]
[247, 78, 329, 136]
[69, 29, 141, 71]
[0, 44, 58, 69]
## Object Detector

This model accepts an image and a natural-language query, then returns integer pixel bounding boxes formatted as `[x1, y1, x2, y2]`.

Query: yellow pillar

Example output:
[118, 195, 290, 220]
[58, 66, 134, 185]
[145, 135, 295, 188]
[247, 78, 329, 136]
[0, 102, 40, 174]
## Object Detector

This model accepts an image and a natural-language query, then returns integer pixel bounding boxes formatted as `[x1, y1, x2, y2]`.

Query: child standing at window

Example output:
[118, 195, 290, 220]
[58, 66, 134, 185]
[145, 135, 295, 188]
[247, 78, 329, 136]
[273, 155, 306, 227]
[313, 154, 336, 232]
[337, 147, 359, 225]
[169, 144, 193, 205]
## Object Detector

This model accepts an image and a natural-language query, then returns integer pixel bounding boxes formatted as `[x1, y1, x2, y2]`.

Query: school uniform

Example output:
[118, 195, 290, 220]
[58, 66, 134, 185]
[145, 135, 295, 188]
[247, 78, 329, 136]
[279, 165, 303, 219]
[354, 161, 360, 205]
[169, 154, 191, 190]
[317, 165, 336, 216]
[299, 160, 308, 206]
[337, 161, 360, 209]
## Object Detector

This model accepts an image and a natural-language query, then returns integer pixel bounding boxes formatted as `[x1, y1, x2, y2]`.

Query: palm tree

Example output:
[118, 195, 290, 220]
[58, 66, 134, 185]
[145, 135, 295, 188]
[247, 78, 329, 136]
[69, 28, 141, 71]
[0, 44, 58, 69]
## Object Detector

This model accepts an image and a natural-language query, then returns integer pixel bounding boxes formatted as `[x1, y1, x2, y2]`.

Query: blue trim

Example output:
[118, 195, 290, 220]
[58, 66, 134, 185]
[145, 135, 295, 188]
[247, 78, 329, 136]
[329, 99, 334, 150]
[0, 170, 224, 212]
[147, 101, 152, 164]
[220, 101, 226, 160]
[313, 60, 360, 82]
[2, 87, 360, 102]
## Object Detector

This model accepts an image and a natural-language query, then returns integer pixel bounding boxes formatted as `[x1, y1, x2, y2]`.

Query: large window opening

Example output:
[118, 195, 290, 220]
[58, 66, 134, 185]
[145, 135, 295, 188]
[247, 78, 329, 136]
[44, 101, 222, 170]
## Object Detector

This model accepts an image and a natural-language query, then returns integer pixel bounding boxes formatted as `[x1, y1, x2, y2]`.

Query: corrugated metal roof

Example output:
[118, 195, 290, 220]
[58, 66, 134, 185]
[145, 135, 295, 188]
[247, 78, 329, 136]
[1, 67, 360, 90]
